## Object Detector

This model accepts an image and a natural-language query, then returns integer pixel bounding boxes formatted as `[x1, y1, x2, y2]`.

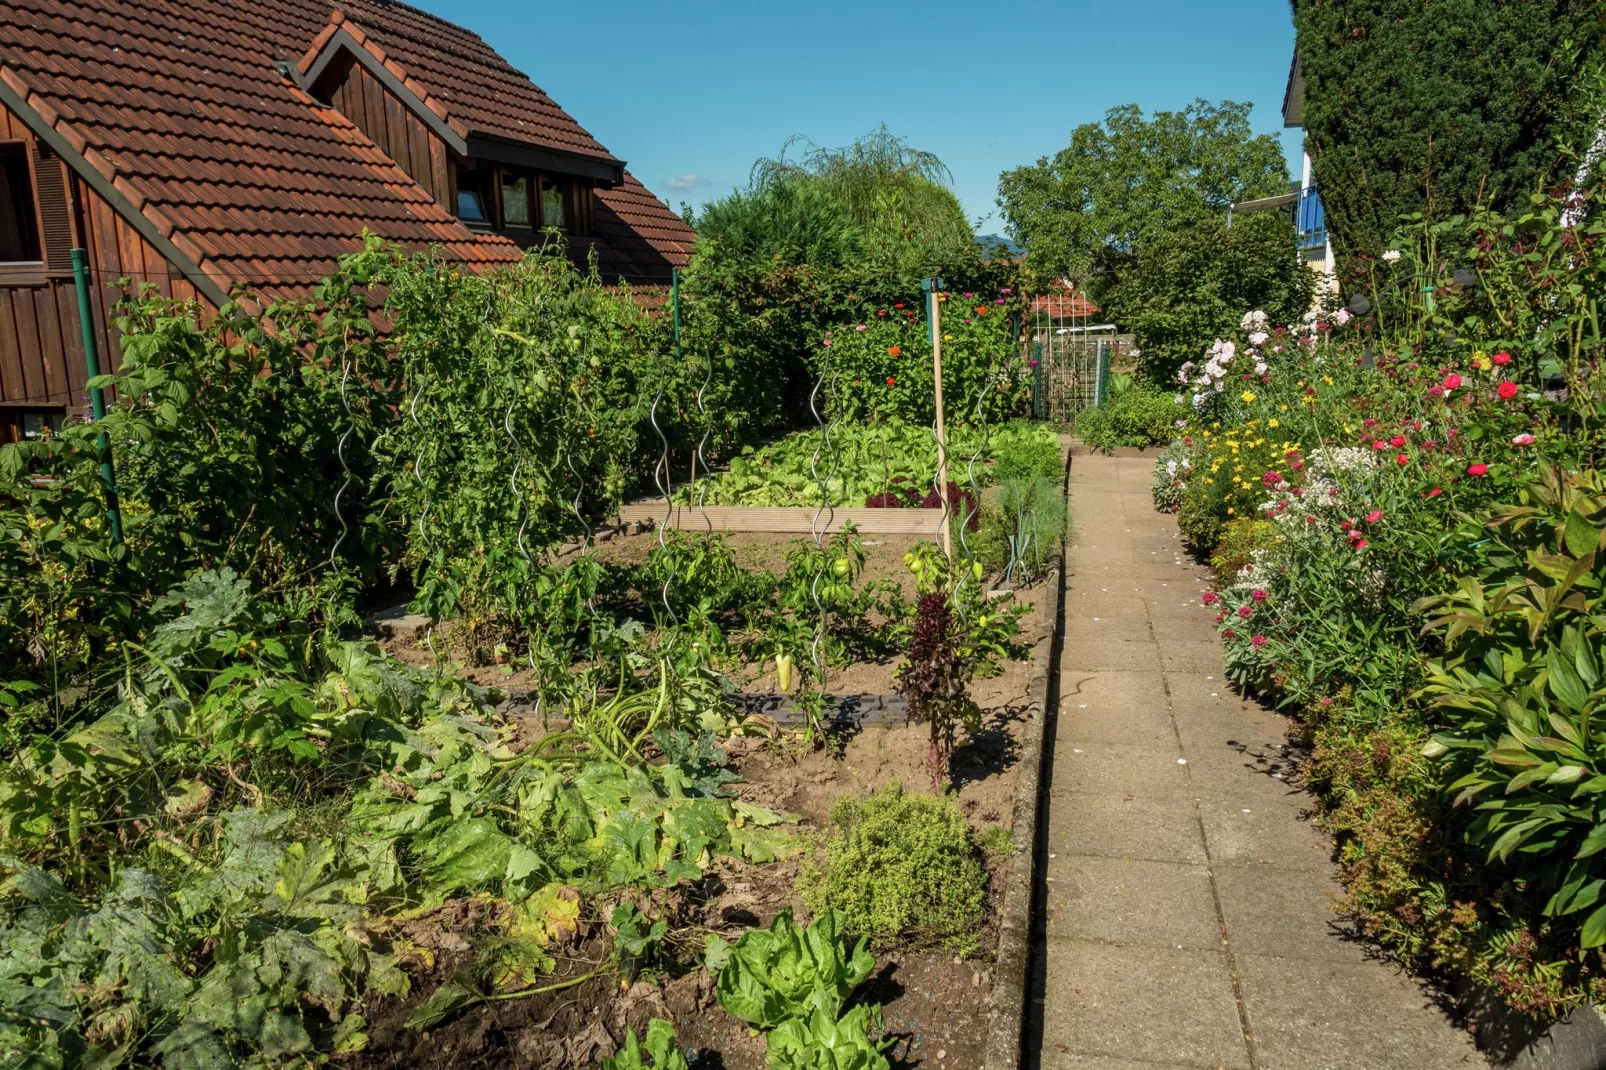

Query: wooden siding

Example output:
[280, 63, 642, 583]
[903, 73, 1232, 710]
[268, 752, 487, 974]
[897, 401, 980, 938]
[320, 56, 453, 211]
[0, 100, 207, 415]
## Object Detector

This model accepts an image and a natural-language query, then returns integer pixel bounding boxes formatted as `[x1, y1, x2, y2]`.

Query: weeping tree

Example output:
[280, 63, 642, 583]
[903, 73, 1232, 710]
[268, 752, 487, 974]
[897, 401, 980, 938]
[750, 125, 976, 265]
[1292, 0, 1606, 269]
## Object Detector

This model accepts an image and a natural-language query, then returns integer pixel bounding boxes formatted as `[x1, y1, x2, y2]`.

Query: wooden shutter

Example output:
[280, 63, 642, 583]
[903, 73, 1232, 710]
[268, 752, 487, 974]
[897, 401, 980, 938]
[31, 141, 76, 274]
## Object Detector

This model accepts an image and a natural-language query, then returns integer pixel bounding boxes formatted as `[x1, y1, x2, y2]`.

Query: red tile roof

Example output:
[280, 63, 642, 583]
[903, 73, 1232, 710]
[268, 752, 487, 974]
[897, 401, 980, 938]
[0, 0, 693, 301]
[1029, 279, 1099, 319]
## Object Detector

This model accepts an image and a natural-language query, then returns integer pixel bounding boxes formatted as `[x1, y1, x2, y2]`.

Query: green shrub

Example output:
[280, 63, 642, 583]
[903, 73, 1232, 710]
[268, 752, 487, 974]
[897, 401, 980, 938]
[980, 475, 1068, 583]
[801, 783, 987, 952]
[1074, 386, 1187, 452]
[1175, 481, 1225, 553]
[1150, 440, 1189, 513]
[1418, 464, 1606, 954]
[1209, 517, 1275, 585]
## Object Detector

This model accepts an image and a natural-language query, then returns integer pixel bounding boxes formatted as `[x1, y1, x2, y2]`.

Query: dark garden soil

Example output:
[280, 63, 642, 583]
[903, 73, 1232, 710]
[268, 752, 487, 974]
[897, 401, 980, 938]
[353, 532, 1052, 1068]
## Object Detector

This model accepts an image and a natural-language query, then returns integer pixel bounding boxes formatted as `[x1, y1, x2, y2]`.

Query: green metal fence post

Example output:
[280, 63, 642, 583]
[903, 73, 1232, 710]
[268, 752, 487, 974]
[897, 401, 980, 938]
[1032, 342, 1045, 421]
[70, 248, 123, 545]
[671, 266, 681, 361]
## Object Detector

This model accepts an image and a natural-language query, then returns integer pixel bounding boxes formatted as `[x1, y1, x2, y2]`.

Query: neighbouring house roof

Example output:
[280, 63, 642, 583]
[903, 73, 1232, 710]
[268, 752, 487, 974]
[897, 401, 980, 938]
[1029, 279, 1098, 319]
[0, 0, 693, 303]
[1282, 54, 1304, 129]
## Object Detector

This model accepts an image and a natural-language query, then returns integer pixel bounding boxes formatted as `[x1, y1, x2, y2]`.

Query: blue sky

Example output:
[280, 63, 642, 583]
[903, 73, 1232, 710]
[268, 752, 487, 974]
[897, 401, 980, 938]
[412, 0, 1302, 235]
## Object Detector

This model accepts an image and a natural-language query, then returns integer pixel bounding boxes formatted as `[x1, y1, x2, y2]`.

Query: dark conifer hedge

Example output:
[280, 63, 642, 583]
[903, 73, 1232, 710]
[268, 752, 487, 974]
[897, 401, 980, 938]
[1292, 0, 1605, 265]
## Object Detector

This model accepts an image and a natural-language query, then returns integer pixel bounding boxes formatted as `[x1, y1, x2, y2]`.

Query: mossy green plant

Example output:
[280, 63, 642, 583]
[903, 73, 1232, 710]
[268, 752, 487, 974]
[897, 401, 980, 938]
[800, 783, 988, 953]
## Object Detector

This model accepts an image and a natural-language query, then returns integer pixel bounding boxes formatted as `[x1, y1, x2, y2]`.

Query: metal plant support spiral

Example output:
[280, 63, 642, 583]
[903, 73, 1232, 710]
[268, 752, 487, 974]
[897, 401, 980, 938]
[408, 370, 439, 658]
[695, 353, 714, 533]
[954, 346, 1016, 624]
[649, 372, 676, 625]
[329, 351, 356, 569]
[807, 360, 841, 689]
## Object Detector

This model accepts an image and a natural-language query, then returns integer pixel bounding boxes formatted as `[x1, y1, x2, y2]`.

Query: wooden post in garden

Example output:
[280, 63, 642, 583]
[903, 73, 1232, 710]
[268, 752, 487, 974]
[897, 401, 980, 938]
[925, 278, 953, 562]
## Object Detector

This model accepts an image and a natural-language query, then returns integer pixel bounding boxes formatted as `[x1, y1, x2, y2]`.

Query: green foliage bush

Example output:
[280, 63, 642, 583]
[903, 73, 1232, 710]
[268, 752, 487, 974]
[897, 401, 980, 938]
[990, 420, 1062, 482]
[1099, 212, 1310, 383]
[1074, 385, 1188, 452]
[801, 783, 987, 951]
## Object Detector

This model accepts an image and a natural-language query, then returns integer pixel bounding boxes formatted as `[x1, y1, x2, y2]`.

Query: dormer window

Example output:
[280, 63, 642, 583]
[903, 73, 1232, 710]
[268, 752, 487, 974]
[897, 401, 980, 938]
[503, 172, 532, 228]
[452, 159, 590, 238]
[455, 163, 490, 223]
[540, 176, 566, 233]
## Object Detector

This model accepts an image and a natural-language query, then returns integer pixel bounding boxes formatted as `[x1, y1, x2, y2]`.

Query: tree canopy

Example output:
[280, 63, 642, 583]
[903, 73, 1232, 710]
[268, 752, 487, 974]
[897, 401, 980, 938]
[1293, 0, 1605, 264]
[996, 100, 1290, 288]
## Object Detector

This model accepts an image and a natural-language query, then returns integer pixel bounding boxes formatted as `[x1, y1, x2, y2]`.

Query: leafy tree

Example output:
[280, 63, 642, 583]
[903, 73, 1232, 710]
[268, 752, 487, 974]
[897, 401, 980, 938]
[1101, 212, 1310, 382]
[997, 100, 1289, 289]
[1292, 0, 1606, 265]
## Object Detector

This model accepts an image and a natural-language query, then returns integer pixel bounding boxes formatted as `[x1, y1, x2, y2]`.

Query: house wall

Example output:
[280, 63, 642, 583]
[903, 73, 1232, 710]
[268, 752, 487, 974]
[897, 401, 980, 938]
[319, 55, 453, 212]
[0, 100, 207, 441]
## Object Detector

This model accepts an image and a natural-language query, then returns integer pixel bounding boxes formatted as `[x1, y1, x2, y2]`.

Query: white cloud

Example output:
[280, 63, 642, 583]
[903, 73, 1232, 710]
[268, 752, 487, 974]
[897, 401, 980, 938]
[664, 173, 711, 191]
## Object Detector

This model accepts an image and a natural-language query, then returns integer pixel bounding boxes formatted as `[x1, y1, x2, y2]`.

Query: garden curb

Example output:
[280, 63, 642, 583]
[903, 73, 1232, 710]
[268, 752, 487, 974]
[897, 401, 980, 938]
[981, 441, 1070, 1070]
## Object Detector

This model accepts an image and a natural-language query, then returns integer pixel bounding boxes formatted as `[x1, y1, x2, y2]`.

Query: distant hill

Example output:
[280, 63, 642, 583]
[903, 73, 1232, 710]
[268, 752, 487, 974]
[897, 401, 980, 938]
[974, 233, 1025, 256]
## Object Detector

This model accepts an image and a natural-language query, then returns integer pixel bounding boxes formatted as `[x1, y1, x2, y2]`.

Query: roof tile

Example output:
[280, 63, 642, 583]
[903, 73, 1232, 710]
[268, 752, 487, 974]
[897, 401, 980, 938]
[0, 0, 690, 297]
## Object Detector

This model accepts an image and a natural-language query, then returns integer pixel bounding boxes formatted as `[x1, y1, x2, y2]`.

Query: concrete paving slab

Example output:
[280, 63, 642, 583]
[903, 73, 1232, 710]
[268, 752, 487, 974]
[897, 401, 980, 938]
[1212, 865, 1368, 962]
[1047, 791, 1208, 863]
[1194, 794, 1333, 870]
[1236, 953, 1484, 1070]
[1057, 670, 1170, 714]
[1059, 639, 1161, 672]
[1051, 743, 1189, 800]
[1039, 941, 1251, 1068]
[1038, 1054, 1226, 1070]
[1045, 856, 1223, 950]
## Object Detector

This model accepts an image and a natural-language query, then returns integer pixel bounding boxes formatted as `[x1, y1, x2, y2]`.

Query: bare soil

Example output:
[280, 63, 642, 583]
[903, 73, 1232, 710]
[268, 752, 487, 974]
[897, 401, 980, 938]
[354, 532, 1054, 1068]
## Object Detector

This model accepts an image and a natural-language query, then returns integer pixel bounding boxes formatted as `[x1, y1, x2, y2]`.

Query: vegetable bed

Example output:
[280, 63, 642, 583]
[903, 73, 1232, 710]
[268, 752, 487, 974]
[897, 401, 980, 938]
[353, 531, 1059, 1068]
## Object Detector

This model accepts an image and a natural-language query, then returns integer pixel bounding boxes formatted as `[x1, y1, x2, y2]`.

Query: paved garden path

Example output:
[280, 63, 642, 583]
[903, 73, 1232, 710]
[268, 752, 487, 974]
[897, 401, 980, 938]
[1029, 451, 1487, 1070]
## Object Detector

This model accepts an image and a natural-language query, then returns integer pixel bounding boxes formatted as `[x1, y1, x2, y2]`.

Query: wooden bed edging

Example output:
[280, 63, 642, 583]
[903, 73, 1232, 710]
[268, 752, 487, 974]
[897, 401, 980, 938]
[614, 503, 947, 535]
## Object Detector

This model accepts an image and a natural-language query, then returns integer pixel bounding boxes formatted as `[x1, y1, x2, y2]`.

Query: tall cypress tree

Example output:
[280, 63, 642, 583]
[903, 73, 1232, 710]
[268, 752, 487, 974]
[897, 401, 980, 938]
[1292, 0, 1605, 266]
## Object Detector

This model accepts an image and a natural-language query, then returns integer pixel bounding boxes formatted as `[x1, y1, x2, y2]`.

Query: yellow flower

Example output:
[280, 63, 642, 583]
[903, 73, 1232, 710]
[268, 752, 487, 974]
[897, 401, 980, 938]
[1472, 349, 1489, 371]
[1227, 507, 1236, 515]
[1323, 376, 1334, 385]
[1279, 404, 1288, 412]
[1240, 390, 1257, 403]
[1267, 418, 1280, 428]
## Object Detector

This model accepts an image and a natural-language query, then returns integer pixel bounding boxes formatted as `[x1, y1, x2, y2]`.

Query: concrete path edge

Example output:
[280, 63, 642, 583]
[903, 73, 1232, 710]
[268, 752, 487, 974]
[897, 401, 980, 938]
[981, 445, 1071, 1070]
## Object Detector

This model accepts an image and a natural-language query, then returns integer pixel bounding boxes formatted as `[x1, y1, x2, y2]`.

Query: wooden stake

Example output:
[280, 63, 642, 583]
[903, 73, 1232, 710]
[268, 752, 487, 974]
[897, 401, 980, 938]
[930, 289, 953, 562]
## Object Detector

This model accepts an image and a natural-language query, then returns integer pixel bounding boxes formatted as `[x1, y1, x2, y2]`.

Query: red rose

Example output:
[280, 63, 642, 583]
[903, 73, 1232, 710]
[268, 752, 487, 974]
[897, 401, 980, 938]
[886, 376, 897, 386]
[1372, 440, 1386, 451]
[1396, 453, 1409, 466]
[1444, 373, 1462, 389]
[894, 303, 905, 310]
[1497, 380, 1518, 399]
[1492, 352, 1511, 365]
[1466, 462, 1488, 477]
[1424, 487, 1443, 498]
[1390, 435, 1406, 447]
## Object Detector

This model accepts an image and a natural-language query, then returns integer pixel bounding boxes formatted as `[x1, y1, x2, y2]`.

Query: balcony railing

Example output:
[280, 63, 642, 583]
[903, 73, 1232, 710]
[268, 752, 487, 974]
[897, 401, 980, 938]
[1296, 184, 1327, 251]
